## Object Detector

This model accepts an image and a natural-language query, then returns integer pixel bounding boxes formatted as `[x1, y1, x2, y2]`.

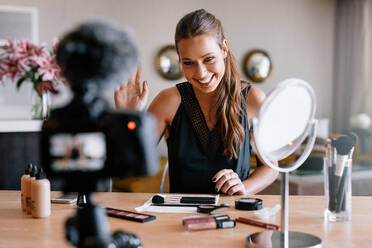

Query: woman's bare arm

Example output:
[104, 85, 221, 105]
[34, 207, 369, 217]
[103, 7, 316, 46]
[147, 87, 181, 141]
[243, 86, 278, 194]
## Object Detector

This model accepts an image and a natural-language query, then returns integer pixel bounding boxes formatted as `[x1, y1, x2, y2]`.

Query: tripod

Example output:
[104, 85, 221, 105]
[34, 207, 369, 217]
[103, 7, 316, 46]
[66, 192, 143, 248]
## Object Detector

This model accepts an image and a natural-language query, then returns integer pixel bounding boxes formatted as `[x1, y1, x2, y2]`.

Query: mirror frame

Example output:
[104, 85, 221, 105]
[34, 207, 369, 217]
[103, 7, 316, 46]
[252, 78, 317, 172]
[155, 45, 183, 80]
[243, 49, 273, 83]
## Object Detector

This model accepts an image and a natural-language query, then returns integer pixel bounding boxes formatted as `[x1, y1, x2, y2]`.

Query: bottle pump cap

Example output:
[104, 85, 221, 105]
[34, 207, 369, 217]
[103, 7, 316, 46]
[36, 168, 47, 180]
[25, 163, 33, 174]
[30, 166, 38, 178]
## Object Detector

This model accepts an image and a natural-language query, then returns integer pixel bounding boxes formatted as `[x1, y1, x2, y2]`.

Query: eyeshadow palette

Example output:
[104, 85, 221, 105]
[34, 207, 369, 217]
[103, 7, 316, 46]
[106, 207, 156, 223]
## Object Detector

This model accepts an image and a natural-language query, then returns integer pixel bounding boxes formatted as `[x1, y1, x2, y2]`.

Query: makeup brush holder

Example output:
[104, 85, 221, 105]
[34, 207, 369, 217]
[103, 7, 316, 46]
[323, 152, 352, 222]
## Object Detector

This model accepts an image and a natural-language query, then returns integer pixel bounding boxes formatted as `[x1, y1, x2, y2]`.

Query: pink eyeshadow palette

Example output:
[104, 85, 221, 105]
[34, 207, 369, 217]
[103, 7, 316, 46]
[106, 207, 156, 223]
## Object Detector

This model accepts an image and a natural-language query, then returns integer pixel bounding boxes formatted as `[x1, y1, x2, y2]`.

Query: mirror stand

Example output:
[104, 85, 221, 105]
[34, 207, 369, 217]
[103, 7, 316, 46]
[247, 120, 322, 248]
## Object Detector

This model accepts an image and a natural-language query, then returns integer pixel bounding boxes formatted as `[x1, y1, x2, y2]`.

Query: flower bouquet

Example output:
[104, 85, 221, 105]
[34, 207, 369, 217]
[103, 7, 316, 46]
[0, 39, 64, 119]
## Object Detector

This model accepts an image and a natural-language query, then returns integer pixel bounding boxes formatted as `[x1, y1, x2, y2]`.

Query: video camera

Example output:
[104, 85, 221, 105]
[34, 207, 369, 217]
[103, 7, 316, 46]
[42, 110, 159, 192]
[40, 19, 158, 248]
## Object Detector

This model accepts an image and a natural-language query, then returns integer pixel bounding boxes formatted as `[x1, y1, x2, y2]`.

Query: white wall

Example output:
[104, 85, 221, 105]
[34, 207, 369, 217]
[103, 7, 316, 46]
[0, 0, 335, 156]
[0, 0, 335, 118]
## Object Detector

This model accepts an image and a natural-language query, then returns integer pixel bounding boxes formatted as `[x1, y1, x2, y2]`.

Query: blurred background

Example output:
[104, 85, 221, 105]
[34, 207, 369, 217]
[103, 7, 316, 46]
[1, 0, 371, 195]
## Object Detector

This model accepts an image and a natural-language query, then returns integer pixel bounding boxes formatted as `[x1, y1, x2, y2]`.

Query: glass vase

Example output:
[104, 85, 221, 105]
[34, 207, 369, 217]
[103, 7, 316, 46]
[31, 90, 51, 120]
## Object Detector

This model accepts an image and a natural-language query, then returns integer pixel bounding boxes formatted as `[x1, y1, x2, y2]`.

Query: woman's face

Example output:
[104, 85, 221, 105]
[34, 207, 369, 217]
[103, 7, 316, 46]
[177, 34, 228, 94]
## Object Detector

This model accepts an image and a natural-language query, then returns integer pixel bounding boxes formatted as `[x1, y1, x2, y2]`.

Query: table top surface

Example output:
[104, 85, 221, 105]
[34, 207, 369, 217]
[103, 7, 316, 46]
[0, 191, 371, 248]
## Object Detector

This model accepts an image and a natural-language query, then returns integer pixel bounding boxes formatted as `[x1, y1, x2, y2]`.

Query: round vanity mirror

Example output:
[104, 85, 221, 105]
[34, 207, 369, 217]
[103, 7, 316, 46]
[249, 78, 321, 248]
[252, 78, 316, 172]
[243, 49, 272, 83]
[155, 45, 183, 80]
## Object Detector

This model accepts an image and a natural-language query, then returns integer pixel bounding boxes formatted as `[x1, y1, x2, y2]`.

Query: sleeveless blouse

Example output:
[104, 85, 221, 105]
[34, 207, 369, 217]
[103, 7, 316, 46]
[166, 82, 252, 193]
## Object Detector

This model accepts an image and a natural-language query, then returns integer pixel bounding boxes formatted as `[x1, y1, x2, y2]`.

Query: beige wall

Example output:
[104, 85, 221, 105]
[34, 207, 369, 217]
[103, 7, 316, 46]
[0, 0, 335, 119]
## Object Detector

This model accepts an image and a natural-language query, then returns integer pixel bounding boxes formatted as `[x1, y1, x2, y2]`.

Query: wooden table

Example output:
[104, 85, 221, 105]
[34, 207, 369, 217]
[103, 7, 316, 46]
[0, 191, 370, 247]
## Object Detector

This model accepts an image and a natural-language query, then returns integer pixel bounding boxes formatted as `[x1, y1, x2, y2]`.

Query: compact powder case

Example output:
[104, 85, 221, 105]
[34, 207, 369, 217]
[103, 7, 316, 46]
[235, 198, 262, 210]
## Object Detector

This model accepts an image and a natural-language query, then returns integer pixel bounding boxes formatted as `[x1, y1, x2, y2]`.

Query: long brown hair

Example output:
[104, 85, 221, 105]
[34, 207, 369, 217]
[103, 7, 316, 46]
[175, 9, 245, 159]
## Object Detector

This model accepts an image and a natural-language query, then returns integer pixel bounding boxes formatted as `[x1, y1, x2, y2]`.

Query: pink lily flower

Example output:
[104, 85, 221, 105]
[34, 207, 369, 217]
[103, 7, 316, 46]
[37, 56, 58, 81]
[0, 38, 65, 94]
[1, 39, 15, 54]
[0, 58, 23, 82]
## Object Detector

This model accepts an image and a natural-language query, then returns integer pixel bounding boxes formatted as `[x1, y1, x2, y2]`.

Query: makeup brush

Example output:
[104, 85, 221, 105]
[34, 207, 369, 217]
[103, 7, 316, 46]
[325, 138, 335, 211]
[328, 138, 338, 211]
[347, 132, 357, 159]
[151, 194, 216, 205]
[334, 135, 356, 212]
[336, 132, 357, 212]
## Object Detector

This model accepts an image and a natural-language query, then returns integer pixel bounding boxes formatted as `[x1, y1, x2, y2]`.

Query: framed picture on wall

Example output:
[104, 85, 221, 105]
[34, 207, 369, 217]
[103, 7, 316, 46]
[0, 5, 38, 119]
[0, 5, 38, 43]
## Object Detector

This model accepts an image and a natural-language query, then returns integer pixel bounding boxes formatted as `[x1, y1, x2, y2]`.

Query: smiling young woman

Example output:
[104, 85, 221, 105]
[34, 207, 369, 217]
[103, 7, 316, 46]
[177, 34, 227, 94]
[114, 9, 278, 195]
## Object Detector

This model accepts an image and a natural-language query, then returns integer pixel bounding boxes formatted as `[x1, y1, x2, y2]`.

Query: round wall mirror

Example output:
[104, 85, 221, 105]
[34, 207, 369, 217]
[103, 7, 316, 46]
[243, 49, 272, 83]
[252, 78, 316, 172]
[155, 45, 183, 80]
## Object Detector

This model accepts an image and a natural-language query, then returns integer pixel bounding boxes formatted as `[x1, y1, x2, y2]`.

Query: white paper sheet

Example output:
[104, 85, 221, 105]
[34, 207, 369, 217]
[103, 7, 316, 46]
[135, 194, 219, 213]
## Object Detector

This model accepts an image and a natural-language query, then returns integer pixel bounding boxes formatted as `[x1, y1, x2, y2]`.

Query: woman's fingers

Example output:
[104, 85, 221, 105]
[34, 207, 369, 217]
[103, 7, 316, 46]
[140, 80, 148, 97]
[114, 87, 124, 108]
[135, 63, 142, 84]
[135, 79, 141, 94]
[214, 170, 238, 191]
[114, 64, 148, 110]
[220, 178, 240, 193]
[213, 169, 234, 182]
[227, 184, 246, 195]
[218, 177, 246, 195]
[213, 169, 246, 195]
[114, 85, 128, 108]
[135, 66, 142, 91]
[128, 73, 136, 86]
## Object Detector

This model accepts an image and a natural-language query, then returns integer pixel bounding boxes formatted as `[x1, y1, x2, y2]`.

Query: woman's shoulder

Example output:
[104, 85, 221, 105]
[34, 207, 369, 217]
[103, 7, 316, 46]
[246, 86, 265, 106]
[241, 81, 265, 102]
[242, 81, 266, 120]
[154, 86, 181, 105]
[148, 86, 181, 120]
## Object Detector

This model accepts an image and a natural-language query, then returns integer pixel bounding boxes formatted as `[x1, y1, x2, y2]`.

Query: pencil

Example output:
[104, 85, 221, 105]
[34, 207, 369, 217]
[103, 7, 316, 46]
[236, 217, 280, 230]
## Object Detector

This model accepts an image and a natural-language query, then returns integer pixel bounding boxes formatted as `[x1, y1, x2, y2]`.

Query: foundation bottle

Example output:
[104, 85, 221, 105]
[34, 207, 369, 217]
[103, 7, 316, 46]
[26, 166, 38, 214]
[31, 168, 51, 218]
[21, 164, 32, 212]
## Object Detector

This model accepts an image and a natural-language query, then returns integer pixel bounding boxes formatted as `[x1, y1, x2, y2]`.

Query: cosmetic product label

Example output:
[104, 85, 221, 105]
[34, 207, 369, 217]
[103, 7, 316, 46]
[217, 219, 236, 229]
[182, 215, 230, 225]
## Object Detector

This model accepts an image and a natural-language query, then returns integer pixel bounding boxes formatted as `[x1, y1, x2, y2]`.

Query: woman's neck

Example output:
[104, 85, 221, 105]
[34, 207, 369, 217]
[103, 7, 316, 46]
[193, 87, 218, 126]
[193, 88, 217, 109]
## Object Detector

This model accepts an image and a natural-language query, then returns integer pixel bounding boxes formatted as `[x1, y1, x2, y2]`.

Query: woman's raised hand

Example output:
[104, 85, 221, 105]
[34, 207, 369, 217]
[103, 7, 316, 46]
[114, 65, 148, 111]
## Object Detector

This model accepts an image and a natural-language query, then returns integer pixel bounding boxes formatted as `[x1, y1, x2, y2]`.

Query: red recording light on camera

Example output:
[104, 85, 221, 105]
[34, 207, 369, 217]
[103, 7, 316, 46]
[127, 121, 136, 130]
